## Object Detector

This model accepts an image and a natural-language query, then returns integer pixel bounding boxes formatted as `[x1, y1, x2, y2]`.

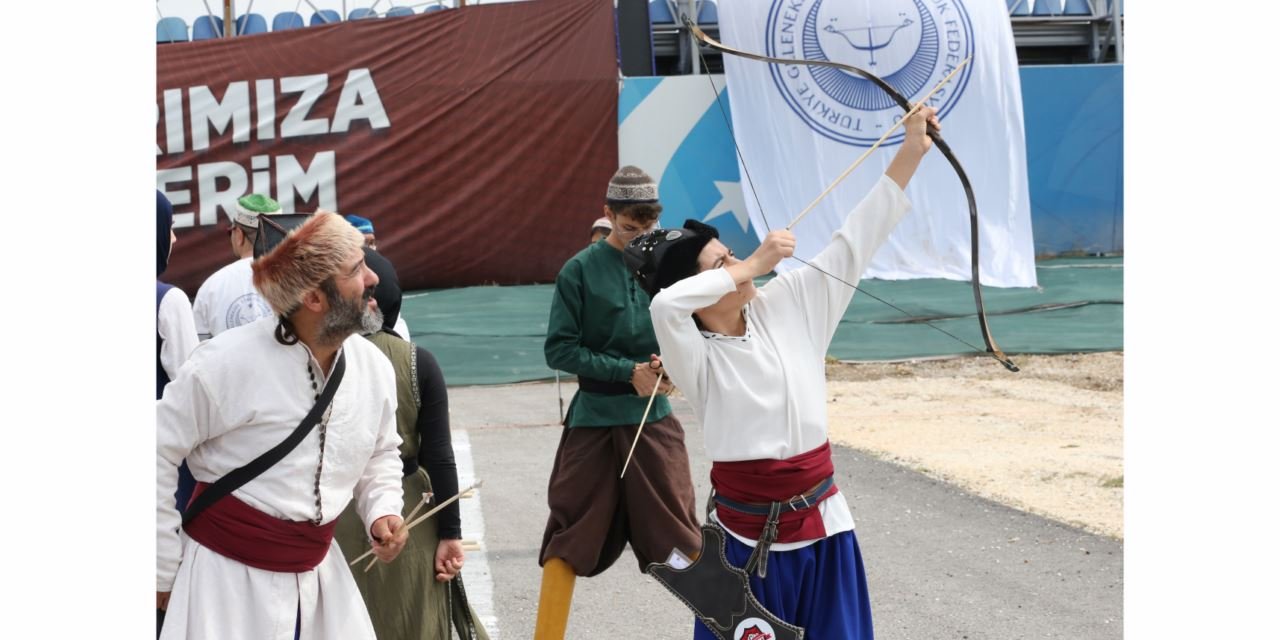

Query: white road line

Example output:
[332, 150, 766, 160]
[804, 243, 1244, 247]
[453, 430, 500, 638]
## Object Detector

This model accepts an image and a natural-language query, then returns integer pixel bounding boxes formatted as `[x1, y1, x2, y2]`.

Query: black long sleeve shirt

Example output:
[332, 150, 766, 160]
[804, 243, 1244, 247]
[413, 346, 461, 539]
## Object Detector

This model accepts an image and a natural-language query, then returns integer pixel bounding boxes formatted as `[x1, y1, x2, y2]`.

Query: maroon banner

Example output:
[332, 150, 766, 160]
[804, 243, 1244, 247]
[157, 0, 619, 293]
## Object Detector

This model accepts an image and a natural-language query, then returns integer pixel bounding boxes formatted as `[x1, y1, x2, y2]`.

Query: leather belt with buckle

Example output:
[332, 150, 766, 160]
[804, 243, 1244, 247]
[712, 475, 835, 516]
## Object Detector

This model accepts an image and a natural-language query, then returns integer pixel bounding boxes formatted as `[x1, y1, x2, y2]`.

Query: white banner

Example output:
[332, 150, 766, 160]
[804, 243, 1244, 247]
[719, 0, 1036, 286]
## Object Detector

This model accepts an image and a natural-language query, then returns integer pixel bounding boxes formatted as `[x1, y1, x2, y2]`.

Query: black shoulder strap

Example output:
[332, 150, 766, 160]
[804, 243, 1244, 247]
[448, 573, 485, 640]
[182, 351, 347, 527]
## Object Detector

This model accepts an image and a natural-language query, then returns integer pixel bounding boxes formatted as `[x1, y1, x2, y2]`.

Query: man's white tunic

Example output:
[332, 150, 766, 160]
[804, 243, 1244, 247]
[157, 316, 404, 639]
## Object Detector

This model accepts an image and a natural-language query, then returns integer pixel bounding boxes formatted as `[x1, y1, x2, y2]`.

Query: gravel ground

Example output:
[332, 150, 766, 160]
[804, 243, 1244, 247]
[825, 352, 1124, 539]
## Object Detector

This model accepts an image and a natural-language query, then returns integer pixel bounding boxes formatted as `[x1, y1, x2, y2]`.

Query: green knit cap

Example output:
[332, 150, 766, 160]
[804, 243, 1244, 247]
[233, 194, 282, 228]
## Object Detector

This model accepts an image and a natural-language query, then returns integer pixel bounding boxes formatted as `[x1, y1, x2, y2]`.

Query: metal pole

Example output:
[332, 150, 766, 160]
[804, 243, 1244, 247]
[224, 0, 234, 37]
[688, 0, 699, 75]
[1113, 0, 1123, 62]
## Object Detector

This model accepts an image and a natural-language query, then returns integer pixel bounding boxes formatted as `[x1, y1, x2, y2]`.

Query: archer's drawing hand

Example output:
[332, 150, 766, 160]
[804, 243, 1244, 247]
[747, 230, 796, 276]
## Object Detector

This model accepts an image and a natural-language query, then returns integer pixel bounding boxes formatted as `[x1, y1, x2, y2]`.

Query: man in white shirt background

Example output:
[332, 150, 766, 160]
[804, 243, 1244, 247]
[191, 194, 279, 340]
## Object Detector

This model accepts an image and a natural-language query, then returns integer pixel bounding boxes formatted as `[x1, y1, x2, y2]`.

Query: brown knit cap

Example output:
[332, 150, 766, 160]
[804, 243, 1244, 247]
[605, 165, 659, 205]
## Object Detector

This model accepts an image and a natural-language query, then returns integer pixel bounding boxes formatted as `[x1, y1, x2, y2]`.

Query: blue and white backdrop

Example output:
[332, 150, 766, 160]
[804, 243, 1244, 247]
[723, 0, 1035, 286]
[619, 74, 762, 259]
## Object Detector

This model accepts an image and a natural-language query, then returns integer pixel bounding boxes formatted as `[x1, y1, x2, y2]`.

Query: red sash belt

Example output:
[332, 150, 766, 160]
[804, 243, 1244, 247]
[710, 441, 839, 543]
[183, 482, 339, 573]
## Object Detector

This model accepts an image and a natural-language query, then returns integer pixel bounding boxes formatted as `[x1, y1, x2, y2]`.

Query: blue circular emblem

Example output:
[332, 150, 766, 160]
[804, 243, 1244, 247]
[225, 292, 273, 329]
[766, 0, 975, 147]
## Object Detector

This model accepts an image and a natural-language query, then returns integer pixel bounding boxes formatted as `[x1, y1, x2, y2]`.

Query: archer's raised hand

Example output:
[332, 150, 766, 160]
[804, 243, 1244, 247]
[887, 104, 940, 189]
[747, 230, 796, 276]
[903, 103, 939, 153]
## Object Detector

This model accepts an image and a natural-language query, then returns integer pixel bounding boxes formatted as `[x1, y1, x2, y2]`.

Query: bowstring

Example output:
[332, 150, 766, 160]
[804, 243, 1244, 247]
[696, 43, 773, 233]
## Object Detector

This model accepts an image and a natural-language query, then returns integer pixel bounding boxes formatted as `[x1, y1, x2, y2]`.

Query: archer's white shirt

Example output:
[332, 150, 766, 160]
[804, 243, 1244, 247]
[650, 175, 910, 548]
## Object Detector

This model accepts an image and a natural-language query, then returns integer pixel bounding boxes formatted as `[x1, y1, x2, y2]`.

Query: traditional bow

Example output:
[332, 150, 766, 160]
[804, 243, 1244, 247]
[684, 17, 1018, 372]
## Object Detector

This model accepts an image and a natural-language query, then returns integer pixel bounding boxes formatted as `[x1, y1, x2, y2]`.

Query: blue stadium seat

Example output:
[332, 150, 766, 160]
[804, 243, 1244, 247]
[349, 8, 377, 20]
[192, 15, 224, 40]
[1031, 0, 1061, 16]
[424, 5, 446, 13]
[310, 9, 341, 25]
[236, 13, 268, 35]
[156, 17, 188, 43]
[273, 11, 305, 31]
[386, 7, 415, 17]
[650, 0, 675, 25]
[1007, 0, 1031, 16]
[1062, 0, 1092, 14]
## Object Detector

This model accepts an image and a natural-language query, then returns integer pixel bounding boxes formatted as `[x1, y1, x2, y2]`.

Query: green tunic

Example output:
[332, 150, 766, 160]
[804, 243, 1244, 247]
[544, 239, 672, 427]
[335, 332, 489, 640]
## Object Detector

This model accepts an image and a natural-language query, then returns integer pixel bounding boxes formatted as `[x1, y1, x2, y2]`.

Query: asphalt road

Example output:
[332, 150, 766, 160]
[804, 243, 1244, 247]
[449, 382, 1122, 640]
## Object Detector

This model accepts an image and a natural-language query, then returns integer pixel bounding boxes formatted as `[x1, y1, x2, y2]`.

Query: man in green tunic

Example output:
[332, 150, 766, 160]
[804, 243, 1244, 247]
[534, 166, 703, 639]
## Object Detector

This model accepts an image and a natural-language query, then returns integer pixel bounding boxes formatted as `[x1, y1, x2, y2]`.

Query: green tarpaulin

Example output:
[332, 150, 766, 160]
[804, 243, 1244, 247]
[400, 258, 1122, 386]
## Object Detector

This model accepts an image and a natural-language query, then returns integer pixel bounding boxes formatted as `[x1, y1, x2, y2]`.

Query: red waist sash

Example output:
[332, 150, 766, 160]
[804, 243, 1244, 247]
[710, 441, 839, 543]
[183, 482, 339, 573]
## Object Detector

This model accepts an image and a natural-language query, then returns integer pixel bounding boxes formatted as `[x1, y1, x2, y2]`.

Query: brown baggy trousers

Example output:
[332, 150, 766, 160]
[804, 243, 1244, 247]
[539, 414, 703, 577]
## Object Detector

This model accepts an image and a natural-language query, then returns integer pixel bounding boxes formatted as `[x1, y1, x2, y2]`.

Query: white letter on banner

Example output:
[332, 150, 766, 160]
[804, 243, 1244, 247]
[279, 75, 330, 139]
[256, 78, 276, 140]
[164, 89, 185, 155]
[157, 167, 195, 228]
[330, 69, 391, 133]
[196, 162, 249, 226]
[156, 102, 163, 156]
[251, 155, 272, 197]
[189, 82, 251, 152]
[276, 151, 337, 212]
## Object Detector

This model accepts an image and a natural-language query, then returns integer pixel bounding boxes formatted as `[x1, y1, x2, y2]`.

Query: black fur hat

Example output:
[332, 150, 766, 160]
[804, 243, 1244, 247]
[623, 219, 720, 298]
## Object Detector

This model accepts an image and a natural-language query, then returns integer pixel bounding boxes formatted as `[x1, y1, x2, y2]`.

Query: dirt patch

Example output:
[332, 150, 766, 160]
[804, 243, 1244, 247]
[825, 352, 1123, 539]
